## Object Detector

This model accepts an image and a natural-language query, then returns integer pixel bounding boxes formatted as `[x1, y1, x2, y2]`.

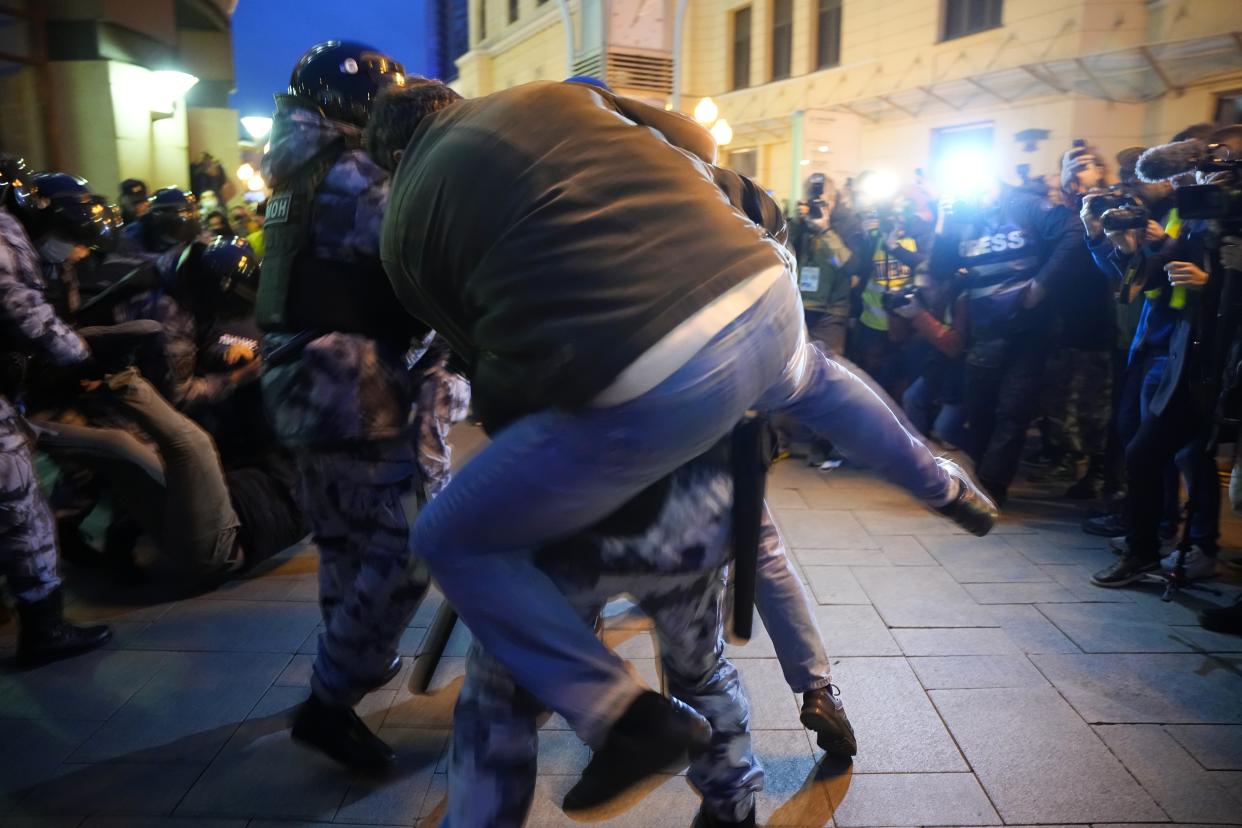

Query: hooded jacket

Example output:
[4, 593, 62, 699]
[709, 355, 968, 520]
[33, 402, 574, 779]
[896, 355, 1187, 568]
[259, 100, 413, 448]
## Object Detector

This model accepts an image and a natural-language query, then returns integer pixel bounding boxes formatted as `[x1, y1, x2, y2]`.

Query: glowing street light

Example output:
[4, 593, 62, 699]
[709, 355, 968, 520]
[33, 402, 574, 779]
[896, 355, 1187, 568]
[148, 70, 198, 116]
[241, 116, 273, 141]
[236, 163, 255, 181]
[710, 118, 733, 147]
[247, 174, 267, 192]
[694, 96, 719, 126]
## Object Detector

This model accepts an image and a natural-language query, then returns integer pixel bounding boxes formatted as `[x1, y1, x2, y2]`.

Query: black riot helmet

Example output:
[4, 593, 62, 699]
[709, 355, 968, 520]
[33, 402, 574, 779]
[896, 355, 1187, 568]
[177, 236, 260, 320]
[145, 187, 200, 246]
[289, 40, 407, 126]
[18, 172, 122, 253]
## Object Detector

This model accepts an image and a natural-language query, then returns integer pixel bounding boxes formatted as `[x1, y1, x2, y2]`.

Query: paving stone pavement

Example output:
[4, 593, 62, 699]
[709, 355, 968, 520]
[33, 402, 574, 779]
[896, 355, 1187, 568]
[2, 429, 1241, 827]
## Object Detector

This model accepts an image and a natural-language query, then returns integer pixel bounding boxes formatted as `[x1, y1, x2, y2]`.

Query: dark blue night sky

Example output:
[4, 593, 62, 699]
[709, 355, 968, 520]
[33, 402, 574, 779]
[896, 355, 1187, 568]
[230, 0, 438, 119]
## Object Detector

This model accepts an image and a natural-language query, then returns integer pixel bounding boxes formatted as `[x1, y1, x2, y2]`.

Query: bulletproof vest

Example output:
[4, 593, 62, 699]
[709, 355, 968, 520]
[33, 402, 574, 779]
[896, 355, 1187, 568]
[256, 103, 420, 350]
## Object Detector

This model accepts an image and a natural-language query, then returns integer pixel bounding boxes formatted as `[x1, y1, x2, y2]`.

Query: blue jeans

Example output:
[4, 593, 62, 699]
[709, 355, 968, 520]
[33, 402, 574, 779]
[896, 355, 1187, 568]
[411, 274, 950, 743]
[756, 505, 831, 694]
[902, 376, 968, 448]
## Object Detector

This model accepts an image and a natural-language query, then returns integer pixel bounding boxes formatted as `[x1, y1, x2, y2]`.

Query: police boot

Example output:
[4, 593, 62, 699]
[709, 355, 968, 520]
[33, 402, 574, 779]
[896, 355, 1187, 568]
[692, 804, 757, 827]
[931, 458, 998, 537]
[16, 589, 112, 670]
[800, 685, 857, 759]
[563, 691, 712, 812]
[290, 693, 395, 772]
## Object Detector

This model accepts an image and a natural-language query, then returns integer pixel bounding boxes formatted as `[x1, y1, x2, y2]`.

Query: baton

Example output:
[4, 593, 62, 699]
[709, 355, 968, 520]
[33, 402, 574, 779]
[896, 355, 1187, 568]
[730, 411, 770, 642]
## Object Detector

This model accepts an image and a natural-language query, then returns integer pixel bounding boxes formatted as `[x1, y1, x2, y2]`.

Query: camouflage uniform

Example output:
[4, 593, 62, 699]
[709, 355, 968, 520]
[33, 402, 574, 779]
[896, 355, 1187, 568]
[409, 337, 471, 501]
[0, 209, 88, 602]
[260, 104, 428, 707]
[1040, 348, 1113, 462]
[447, 452, 762, 828]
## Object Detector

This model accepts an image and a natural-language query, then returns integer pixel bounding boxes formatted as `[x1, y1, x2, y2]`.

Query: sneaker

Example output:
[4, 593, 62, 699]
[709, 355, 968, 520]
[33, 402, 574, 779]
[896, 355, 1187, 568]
[1091, 554, 1160, 587]
[563, 691, 711, 812]
[1083, 513, 1126, 537]
[800, 685, 857, 759]
[1160, 546, 1218, 580]
[1198, 597, 1242, 636]
[693, 804, 756, 828]
[290, 694, 395, 771]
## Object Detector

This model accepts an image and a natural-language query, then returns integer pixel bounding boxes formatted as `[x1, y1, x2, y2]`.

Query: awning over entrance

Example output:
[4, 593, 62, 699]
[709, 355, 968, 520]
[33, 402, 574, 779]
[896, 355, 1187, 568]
[829, 31, 1242, 123]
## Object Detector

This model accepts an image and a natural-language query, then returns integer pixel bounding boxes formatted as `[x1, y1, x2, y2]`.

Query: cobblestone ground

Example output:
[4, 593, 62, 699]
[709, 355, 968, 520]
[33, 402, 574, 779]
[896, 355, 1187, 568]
[1, 425, 1240, 827]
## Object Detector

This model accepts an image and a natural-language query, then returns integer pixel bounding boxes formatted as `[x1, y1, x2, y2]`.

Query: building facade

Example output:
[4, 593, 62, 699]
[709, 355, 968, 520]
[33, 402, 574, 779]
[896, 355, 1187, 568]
[449, 0, 1242, 209]
[0, 0, 238, 200]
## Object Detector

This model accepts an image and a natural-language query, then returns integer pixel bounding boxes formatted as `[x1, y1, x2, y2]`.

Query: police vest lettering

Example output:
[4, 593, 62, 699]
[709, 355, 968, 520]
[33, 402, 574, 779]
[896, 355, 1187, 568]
[265, 193, 292, 225]
[958, 230, 1027, 258]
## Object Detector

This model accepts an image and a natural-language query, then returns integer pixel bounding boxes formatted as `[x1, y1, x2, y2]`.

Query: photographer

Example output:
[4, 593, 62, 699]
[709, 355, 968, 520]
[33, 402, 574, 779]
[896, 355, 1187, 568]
[930, 178, 1081, 504]
[1081, 141, 1190, 541]
[889, 273, 969, 447]
[851, 178, 930, 397]
[1030, 146, 1116, 498]
[796, 199, 853, 356]
[1089, 125, 1242, 586]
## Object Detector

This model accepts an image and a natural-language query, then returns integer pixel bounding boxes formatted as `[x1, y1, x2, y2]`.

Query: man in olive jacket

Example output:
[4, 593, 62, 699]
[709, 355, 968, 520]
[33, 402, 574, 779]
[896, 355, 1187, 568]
[370, 79, 996, 811]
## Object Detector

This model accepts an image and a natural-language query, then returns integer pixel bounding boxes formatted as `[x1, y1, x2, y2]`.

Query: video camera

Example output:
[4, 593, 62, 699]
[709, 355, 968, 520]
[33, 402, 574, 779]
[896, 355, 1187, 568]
[1087, 186, 1140, 217]
[1137, 139, 1242, 222]
[881, 286, 921, 313]
[1101, 204, 1150, 233]
[1177, 178, 1242, 221]
[806, 173, 828, 220]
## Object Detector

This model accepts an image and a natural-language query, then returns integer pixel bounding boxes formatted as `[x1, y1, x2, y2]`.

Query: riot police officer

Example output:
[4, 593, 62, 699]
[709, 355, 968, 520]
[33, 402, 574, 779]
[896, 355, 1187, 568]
[256, 41, 426, 770]
[0, 156, 114, 668]
[116, 187, 201, 273]
[105, 236, 263, 415]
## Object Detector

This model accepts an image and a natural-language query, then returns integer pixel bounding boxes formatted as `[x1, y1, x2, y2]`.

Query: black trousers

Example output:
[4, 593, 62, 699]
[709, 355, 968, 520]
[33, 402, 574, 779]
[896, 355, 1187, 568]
[963, 335, 1045, 501]
[1123, 377, 1220, 559]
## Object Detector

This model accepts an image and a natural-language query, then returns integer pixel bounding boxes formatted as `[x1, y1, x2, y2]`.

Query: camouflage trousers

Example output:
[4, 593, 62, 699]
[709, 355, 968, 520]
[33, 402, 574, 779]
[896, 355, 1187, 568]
[297, 438, 431, 706]
[411, 353, 471, 502]
[1040, 348, 1113, 459]
[447, 566, 762, 828]
[0, 436, 61, 603]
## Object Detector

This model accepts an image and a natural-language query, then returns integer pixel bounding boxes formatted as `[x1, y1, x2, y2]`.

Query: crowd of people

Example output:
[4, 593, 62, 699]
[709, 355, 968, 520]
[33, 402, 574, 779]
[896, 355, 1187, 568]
[782, 133, 1242, 607]
[0, 36, 1239, 828]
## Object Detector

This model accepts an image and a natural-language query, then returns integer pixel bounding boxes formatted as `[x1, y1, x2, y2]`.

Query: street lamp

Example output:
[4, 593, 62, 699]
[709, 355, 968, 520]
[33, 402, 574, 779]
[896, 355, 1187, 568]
[694, 97, 718, 126]
[241, 116, 273, 141]
[237, 163, 255, 181]
[149, 70, 198, 118]
[710, 118, 733, 147]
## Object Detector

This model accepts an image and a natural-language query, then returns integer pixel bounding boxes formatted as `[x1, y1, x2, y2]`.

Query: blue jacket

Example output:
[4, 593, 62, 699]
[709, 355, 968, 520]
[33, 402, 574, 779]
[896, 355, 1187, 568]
[1087, 234, 1181, 364]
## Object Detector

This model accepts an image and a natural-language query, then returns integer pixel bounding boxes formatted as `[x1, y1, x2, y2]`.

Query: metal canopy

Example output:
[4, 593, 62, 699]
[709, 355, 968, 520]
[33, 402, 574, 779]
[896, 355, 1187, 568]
[830, 31, 1242, 123]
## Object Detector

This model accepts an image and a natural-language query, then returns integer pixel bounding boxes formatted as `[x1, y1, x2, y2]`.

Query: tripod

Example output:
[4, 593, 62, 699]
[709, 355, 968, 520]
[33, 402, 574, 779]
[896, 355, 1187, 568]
[1140, 546, 1224, 601]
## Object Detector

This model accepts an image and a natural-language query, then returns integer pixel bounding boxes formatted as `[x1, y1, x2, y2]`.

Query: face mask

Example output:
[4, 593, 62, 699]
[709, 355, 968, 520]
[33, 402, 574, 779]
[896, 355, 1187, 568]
[37, 235, 76, 264]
